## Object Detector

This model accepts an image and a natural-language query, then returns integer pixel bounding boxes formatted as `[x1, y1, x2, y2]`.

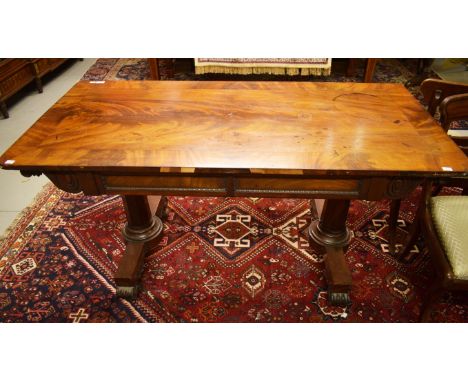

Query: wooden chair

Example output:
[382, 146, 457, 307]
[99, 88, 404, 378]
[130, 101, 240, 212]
[420, 78, 468, 116]
[403, 179, 468, 321]
[388, 79, 468, 255]
[440, 93, 468, 155]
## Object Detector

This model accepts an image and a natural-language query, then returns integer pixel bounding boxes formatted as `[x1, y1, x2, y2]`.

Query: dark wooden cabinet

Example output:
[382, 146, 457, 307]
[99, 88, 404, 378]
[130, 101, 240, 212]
[0, 58, 68, 118]
[31, 58, 68, 92]
[0, 59, 36, 118]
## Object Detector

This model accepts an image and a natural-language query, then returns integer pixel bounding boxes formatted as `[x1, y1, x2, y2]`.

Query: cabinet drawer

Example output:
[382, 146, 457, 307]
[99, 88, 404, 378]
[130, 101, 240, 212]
[0, 62, 34, 98]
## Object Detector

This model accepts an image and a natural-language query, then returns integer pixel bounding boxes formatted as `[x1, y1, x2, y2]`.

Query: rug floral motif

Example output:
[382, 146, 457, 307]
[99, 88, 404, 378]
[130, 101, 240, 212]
[1, 59, 467, 322]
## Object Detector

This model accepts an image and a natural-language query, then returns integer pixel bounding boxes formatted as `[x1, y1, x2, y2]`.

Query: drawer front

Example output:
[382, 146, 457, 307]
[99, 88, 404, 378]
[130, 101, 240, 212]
[103, 175, 227, 196]
[234, 177, 360, 198]
[43, 171, 421, 201]
[101, 174, 360, 198]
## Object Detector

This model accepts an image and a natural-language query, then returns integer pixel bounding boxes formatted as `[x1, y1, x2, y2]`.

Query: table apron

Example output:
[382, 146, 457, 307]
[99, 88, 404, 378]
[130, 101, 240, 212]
[41, 172, 425, 201]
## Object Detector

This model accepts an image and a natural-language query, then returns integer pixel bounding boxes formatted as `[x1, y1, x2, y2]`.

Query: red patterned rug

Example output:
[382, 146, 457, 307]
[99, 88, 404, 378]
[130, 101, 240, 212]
[1, 183, 466, 322]
[1, 58, 467, 322]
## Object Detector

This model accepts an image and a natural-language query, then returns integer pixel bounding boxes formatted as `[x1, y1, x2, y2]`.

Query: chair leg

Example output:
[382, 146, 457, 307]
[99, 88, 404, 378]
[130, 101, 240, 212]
[0, 101, 8, 118]
[432, 184, 443, 196]
[397, 210, 421, 260]
[420, 282, 444, 322]
[34, 77, 43, 93]
[364, 59, 378, 82]
[397, 183, 434, 260]
[404, 184, 443, 255]
[388, 199, 401, 256]
[346, 59, 358, 77]
[398, 219, 420, 260]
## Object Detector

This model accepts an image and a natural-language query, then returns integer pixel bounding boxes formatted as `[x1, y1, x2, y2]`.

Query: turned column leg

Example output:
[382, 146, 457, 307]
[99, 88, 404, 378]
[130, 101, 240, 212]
[115, 195, 164, 299]
[308, 199, 352, 306]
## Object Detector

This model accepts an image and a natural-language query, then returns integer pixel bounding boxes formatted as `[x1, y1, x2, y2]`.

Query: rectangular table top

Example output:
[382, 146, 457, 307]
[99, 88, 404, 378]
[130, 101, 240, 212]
[1, 80, 467, 176]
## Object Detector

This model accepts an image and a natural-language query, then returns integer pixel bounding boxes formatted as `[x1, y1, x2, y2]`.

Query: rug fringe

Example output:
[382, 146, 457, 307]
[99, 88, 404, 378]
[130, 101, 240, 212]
[195, 65, 331, 76]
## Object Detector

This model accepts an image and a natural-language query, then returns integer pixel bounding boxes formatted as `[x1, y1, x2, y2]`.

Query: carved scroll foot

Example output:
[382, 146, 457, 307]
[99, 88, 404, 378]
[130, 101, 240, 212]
[116, 284, 141, 300]
[328, 291, 350, 306]
[324, 246, 352, 306]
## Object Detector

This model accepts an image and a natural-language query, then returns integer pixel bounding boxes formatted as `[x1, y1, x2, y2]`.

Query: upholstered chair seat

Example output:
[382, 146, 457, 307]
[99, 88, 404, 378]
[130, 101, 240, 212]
[430, 196, 468, 279]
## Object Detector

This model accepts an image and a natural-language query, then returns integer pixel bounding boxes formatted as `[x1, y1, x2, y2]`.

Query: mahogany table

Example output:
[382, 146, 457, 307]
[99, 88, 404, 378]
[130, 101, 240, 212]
[1, 81, 467, 304]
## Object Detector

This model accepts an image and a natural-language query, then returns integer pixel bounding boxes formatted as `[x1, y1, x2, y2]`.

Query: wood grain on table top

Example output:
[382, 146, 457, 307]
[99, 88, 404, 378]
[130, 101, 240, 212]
[1, 80, 467, 175]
